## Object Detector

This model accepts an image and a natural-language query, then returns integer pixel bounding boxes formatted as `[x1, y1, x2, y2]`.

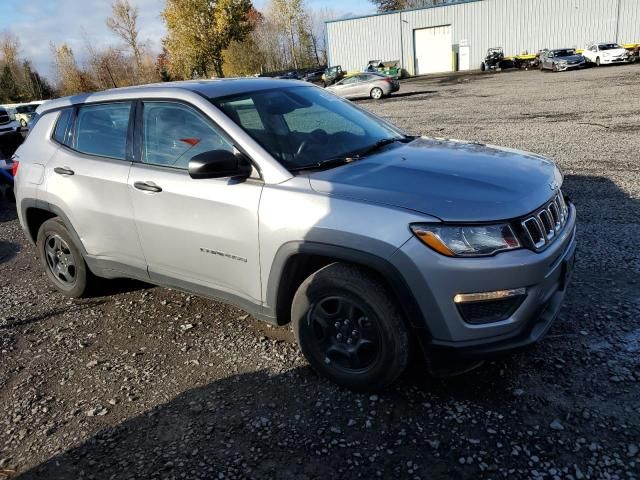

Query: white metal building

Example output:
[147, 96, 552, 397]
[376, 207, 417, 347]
[326, 0, 640, 75]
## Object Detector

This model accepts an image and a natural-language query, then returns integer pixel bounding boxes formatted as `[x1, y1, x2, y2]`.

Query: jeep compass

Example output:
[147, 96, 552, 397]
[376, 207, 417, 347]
[13, 79, 576, 391]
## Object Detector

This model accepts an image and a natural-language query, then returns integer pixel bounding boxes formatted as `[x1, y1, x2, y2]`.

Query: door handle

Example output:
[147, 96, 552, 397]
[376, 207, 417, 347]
[54, 167, 74, 176]
[134, 181, 162, 193]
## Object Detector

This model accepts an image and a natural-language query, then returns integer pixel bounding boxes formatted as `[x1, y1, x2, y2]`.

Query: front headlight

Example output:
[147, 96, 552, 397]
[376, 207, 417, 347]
[410, 224, 521, 257]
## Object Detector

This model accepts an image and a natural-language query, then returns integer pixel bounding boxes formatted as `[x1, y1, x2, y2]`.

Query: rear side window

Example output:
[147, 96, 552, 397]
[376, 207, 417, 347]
[53, 109, 72, 144]
[74, 103, 132, 160]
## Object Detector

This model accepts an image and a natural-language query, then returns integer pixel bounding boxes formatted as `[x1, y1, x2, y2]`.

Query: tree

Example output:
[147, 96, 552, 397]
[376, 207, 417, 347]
[371, 0, 453, 12]
[52, 43, 96, 96]
[370, 0, 405, 12]
[0, 64, 20, 102]
[222, 9, 265, 76]
[106, 0, 144, 80]
[20, 61, 54, 100]
[162, 0, 253, 78]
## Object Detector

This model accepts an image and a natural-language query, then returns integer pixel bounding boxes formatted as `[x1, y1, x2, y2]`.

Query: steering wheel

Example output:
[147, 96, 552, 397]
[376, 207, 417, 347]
[296, 129, 328, 157]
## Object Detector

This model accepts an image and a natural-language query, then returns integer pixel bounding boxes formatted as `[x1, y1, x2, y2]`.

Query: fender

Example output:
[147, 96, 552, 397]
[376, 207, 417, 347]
[266, 240, 430, 337]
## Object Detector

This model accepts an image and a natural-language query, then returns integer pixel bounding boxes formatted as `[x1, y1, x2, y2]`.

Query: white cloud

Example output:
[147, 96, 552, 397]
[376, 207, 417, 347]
[7, 0, 166, 80]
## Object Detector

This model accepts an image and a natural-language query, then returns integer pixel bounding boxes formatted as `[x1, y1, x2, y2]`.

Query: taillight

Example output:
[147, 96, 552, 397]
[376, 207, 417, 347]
[11, 160, 19, 177]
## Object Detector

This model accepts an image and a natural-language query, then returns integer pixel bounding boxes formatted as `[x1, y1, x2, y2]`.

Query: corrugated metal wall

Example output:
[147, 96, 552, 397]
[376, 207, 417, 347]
[326, 0, 640, 75]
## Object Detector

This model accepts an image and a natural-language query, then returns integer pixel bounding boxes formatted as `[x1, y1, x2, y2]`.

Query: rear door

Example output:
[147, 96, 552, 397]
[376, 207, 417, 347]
[43, 102, 147, 275]
[127, 100, 263, 304]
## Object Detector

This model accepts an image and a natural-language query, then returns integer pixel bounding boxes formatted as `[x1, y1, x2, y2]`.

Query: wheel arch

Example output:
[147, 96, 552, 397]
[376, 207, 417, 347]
[20, 198, 87, 256]
[266, 241, 429, 337]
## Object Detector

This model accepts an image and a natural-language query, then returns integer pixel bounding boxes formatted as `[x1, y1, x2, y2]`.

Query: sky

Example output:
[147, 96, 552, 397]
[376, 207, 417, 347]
[0, 0, 374, 81]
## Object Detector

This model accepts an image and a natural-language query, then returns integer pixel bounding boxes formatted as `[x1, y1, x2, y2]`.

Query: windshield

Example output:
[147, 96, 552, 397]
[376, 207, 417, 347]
[212, 86, 405, 171]
[599, 43, 622, 50]
[554, 49, 576, 57]
[16, 105, 37, 114]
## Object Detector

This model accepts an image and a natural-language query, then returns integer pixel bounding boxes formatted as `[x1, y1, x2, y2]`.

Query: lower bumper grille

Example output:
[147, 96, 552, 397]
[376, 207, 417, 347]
[457, 295, 526, 324]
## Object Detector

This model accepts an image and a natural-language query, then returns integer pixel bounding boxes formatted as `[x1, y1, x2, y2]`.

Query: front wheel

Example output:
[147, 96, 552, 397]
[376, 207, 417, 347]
[292, 263, 410, 392]
[37, 218, 92, 297]
[370, 87, 384, 100]
[595, 57, 600, 67]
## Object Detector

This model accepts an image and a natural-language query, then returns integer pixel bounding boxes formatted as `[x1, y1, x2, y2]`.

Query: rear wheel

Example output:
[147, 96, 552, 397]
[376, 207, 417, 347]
[37, 218, 92, 297]
[292, 263, 409, 392]
[370, 87, 384, 100]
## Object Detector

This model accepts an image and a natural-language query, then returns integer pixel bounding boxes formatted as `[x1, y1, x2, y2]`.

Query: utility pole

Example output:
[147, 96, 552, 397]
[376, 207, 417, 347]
[614, 0, 621, 44]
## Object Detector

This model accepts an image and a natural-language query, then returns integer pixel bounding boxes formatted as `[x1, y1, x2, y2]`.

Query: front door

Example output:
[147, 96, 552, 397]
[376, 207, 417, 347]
[127, 101, 263, 304]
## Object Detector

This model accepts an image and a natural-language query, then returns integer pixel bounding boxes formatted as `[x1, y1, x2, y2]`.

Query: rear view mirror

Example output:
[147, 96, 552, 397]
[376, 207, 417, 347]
[188, 150, 252, 179]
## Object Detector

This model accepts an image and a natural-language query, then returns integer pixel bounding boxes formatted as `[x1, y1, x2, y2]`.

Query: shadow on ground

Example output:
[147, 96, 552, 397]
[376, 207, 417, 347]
[16, 364, 515, 480]
[0, 240, 19, 265]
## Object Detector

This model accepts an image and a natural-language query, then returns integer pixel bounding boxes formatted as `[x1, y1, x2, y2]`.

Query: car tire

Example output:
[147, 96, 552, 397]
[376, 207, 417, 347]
[552, 63, 558, 72]
[37, 217, 92, 298]
[481, 62, 486, 72]
[292, 263, 410, 392]
[370, 87, 384, 100]
[595, 57, 600, 67]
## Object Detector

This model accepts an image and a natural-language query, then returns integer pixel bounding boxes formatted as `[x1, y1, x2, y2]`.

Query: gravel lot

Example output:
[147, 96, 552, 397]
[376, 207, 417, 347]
[1, 65, 640, 480]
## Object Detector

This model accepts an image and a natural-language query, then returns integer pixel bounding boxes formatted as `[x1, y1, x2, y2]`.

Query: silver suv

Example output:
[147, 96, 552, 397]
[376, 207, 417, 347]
[13, 79, 576, 391]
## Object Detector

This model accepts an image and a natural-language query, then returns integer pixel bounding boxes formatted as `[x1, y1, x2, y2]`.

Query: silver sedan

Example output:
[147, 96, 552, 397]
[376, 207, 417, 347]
[326, 73, 400, 100]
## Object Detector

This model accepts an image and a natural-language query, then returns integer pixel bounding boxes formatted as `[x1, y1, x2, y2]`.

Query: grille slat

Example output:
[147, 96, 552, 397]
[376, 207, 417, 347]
[520, 191, 568, 252]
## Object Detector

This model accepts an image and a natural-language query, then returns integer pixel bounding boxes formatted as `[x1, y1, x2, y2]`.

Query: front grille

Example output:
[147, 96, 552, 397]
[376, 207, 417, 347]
[519, 191, 569, 251]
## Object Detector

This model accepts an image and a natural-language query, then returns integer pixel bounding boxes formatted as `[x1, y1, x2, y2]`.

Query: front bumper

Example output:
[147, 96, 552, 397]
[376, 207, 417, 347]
[392, 202, 577, 359]
[601, 57, 631, 64]
[557, 62, 585, 71]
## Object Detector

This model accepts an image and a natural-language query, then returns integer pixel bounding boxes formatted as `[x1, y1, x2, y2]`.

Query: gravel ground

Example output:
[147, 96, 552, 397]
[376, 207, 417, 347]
[1, 65, 640, 480]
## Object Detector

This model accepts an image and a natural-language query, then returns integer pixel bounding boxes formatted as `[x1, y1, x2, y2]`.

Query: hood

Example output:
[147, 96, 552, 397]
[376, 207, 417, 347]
[308, 137, 562, 222]
[604, 48, 628, 56]
[557, 54, 584, 62]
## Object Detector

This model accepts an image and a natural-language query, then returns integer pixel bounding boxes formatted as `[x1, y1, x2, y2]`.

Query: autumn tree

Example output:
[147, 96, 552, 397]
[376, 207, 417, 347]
[162, 0, 253, 78]
[106, 0, 144, 81]
[52, 43, 95, 96]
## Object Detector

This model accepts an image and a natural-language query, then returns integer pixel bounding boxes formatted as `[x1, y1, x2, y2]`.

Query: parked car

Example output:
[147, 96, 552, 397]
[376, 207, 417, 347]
[321, 65, 345, 86]
[327, 73, 400, 100]
[302, 70, 325, 83]
[13, 104, 38, 128]
[582, 43, 633, 66]
[0, 106, 21, 138]
[539, 49, 586, 72]
[13, 79, 576, 391]
[0, 107, 22, 158]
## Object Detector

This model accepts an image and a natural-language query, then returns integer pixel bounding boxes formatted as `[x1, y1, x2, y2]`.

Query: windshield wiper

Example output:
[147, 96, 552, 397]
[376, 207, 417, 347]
[289, 136, 414, 172]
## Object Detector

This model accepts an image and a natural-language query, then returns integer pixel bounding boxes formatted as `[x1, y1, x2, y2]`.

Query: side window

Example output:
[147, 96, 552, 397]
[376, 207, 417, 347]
[141, 102, 234, 169]
[218, 97, 264, 132]
[52, 109, 72, 144]
[74, 103, 132, 160]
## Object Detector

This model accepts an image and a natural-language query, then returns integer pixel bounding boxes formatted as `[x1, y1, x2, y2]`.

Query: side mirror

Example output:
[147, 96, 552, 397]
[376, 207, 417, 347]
[188, 149, 252, 180]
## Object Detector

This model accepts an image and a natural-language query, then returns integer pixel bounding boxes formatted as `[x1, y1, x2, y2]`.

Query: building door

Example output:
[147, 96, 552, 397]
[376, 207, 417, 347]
[413, 25, 452, 75]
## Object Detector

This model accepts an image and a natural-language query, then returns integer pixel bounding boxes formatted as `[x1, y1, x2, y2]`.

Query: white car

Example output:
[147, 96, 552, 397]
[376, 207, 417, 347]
[582, 43, 633, 66]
